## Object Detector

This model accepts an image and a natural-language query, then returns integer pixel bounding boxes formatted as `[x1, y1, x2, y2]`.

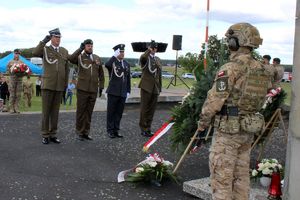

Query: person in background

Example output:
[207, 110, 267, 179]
[7, 49, 24, 114]
[35, 76, 42, 96]
[23, 75, 34, 108]
[65, 80, 76, 106]
[272, 57, 284, 87]
[33, 28, 69, 145]
[0, 76, 9, 112]
[68, 39, 104, 141]
[105, 44, 131, 138]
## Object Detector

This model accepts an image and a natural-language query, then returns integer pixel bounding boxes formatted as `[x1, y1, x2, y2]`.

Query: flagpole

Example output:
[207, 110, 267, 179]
[203, 0, 210, 71]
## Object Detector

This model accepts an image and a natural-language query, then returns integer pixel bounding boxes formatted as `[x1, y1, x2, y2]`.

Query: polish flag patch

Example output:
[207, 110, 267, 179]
[218, 71, 225, 77]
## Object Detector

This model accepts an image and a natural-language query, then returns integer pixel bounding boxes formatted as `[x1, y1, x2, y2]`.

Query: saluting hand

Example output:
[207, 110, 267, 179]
[42, 35, 51, 43]
[80, 42, 85, 51]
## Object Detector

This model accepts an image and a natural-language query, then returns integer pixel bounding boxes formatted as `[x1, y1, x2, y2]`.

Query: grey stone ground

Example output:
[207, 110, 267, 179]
[0, 105, 288, 200]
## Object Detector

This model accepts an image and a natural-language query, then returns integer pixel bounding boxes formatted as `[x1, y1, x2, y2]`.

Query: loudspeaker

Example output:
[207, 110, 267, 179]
[172, 35, 182, 50]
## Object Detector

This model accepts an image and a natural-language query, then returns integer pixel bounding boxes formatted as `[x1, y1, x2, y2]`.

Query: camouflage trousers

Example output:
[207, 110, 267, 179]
[23, 93, 32, 107]
[209, 130, 254, 200]
[9, 80, 22, 112]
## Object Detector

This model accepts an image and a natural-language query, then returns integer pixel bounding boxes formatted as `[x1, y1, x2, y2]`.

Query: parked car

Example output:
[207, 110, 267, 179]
[182, 73, 195, 79]
[131, 71, 142, 78]
[282, 72, 292, 82]
[161, 71, 174, 79]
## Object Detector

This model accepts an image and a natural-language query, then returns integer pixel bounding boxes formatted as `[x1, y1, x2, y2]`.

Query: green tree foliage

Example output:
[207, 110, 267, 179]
[170, 35, 229, 154]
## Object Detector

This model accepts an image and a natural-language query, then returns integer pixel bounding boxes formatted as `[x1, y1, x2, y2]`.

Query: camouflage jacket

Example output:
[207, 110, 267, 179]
[198, 49, 273, 129]
[23, 80, 34, 95]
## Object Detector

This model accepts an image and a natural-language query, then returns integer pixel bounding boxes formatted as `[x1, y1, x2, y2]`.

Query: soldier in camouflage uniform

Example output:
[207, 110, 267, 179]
[7, 49, 23, 114]
[197, 23, 273, 200]
[23, 76, 34, 107]
[272, 57, 284, 87]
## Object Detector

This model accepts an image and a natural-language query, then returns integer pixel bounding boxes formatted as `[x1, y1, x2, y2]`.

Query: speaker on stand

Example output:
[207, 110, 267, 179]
[167, 35, 189, 89]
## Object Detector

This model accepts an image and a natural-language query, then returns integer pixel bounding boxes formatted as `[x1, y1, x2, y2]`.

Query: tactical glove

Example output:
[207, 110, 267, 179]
[42, 35, 51, 43]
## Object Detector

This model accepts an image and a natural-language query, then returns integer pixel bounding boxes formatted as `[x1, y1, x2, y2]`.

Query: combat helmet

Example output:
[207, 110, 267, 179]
[225, 22, 263, 50]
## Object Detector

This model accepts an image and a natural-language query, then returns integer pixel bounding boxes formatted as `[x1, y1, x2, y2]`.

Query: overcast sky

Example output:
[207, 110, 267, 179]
[0, 0, 296, 64]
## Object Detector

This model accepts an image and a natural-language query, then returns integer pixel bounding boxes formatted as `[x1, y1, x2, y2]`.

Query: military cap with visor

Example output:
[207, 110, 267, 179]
[113, 44, 125, 52]
[49, 28, 61, 37]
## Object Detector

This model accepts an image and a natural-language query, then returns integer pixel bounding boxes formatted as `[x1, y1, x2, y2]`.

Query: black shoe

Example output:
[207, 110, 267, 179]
[141, 131, 153, 137]
[42, 138, 49, 144]
[114, 132, 123, 138]
[82, 135, 93, 140]
[77, 135, 84, 141]
[50, 137, 61, 144]
[108, 132, 116, 138]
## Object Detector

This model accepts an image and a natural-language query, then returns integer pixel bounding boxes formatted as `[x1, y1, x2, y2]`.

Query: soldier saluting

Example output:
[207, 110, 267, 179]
[68, 39, 104, 141]
[33, 28, 69, 144]
[105, 44, 131, 138]
[139, 40, 162, 137]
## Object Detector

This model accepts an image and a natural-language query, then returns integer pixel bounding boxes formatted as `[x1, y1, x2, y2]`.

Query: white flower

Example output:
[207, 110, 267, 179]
[271, 159, 278, 164]
[258, 163, 265, 171]
[252, 170, 258, 177]
[147, 161, 157, 168]
[262, 168, 273, 176]
[163, 160, 173, 167]
[135, 167, 144, 173]
[278, 164, 283, 169]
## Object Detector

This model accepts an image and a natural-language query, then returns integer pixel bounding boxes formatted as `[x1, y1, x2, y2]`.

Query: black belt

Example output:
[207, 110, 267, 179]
[217, 105, 239, 116]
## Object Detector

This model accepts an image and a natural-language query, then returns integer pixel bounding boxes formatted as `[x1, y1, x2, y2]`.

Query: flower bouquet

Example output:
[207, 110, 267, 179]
[10, 63, 31, 76]
[125, 153, 178, 186]
[250, 158, 284, 180]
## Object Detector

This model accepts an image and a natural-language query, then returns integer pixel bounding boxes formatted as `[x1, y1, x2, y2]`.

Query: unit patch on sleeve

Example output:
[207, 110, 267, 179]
[216, 77, 228, 92]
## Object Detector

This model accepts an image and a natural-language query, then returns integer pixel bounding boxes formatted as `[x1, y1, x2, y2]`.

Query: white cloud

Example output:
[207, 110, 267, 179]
[0, 0, 296, 64]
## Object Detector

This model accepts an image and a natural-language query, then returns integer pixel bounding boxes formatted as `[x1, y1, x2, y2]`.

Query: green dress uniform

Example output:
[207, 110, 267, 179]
[138, 48, 162, 136]
[32, 40, 69, 140]
[68, 48, 104, 138]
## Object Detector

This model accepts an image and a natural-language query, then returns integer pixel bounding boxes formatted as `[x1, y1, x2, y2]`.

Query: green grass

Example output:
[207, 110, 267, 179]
[6, 68, 292, 112]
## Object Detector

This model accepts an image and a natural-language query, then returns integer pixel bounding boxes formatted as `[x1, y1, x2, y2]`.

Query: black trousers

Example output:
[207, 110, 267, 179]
[107, 94, 126, 134]
[36, 85, 41, 96]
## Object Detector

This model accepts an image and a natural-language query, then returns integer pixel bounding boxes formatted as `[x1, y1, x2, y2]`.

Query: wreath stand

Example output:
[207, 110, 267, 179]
[173, 125, 212, 174]
[173, 108, 288, 174]
[251, 108, 288, 162]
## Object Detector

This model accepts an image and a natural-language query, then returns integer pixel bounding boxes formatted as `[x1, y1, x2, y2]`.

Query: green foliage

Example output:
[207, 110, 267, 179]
[170, 67, 218, 154]
[178, 52, 200, 73]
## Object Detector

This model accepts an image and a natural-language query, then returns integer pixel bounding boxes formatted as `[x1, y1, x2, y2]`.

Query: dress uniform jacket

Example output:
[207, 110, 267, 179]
[138, 49, 162, 94]
[68, 49, 104, 93]
[32, 42, 69, 91]
[105, 56, 131, 98]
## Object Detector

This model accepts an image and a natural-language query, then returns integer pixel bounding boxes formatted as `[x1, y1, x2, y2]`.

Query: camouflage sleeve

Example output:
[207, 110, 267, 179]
[198, 65, 236, 129]
[7, 61, 13, 74]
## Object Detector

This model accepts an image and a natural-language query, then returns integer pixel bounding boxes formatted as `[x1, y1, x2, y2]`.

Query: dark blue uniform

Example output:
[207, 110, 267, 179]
[105, 56, 131, 137]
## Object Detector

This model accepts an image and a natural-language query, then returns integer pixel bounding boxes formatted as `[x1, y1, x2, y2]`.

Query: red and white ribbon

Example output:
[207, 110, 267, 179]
[143, 119, 175, 152]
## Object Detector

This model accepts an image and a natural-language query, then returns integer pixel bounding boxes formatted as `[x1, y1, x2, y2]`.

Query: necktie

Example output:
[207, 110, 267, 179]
[55, 48, 59, 52]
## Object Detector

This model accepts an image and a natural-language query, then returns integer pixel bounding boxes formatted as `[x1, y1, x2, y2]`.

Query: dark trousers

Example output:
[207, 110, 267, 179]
[139, 89, 158, 131]
[41, 89, 63, 138]
[76, 89, 97, 136]
[107, 94, 126, 134]
[36, 85, 41, 96]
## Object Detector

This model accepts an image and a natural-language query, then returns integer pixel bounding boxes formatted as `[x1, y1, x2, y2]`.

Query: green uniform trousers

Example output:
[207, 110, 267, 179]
[41, 89, 63, 138]
[139, 89, 158, 131]
[76, 89, 97, 136]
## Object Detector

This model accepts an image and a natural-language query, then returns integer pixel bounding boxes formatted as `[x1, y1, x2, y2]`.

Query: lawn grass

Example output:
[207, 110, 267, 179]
[4, 67, 292, 112]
